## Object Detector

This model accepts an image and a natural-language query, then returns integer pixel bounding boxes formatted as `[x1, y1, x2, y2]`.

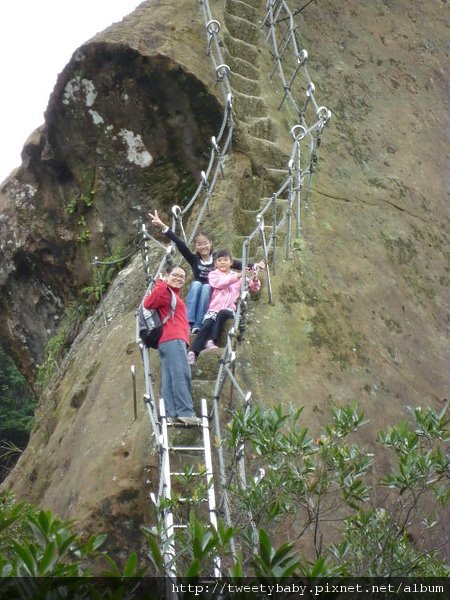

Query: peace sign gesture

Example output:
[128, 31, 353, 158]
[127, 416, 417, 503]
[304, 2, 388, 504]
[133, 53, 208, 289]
[148, 210, 167, 230]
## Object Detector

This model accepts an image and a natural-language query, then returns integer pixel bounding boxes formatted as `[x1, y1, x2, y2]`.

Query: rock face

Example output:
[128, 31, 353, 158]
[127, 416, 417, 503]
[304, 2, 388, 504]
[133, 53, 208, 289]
[1, 0, 449, 560]
[0, 0, 221, 388]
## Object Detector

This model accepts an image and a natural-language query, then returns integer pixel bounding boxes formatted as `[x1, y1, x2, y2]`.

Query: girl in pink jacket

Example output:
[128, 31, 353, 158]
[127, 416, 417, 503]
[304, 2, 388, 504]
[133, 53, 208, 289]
[188, 250, 261, 364]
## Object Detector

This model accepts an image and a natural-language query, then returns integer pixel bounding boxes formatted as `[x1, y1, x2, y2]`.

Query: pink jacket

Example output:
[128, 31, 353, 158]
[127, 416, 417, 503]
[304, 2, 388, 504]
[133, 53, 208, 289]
[208, 268, 261, 313]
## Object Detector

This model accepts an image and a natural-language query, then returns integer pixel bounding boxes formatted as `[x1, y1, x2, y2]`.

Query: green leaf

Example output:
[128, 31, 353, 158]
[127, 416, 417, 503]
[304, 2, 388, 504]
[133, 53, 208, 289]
[185, 557, 201, 578]
[100, 554, 122, 577]
[11, 541, 37, 575]
[123, 552, 138, 577]
[37, 541, 58, 575]
[258, 529, 272, 566]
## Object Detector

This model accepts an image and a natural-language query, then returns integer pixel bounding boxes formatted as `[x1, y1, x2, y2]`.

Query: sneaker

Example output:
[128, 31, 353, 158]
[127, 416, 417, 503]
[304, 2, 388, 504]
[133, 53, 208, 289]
[205, 339, 219, 350]
[191, 326, 200, 334]
[187, 351, 197, 365]
[177, 415, 202, 426]
[166, 416, 176, 425]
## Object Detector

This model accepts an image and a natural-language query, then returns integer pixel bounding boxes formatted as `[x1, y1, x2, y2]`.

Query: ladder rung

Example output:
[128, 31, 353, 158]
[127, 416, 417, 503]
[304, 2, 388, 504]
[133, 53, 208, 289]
[172, 524, 188, 529]
[170, 446, 205, 451]
[171, 471, 203, 476]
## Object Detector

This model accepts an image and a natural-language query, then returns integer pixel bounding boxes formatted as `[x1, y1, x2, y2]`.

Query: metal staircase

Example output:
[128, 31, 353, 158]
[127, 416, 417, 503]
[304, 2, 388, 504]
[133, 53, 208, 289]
[155, 397, 221, 578]
[129, 0, 331, 579]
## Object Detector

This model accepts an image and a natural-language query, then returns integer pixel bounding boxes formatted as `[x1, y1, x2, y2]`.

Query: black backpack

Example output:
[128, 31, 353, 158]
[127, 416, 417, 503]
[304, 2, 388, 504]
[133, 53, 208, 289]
[138, 288, 177, 349]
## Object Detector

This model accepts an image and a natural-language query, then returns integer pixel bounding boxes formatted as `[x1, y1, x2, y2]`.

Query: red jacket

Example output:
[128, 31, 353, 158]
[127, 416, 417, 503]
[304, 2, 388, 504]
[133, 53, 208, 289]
[143, 279, 190, 346]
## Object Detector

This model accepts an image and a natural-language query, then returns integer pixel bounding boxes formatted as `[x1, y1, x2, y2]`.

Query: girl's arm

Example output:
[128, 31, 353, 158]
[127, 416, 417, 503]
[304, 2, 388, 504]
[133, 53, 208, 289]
[232, 259, 265, 271]
[149, 209, 196, 267]
[164, 229, 197, 266]
[209, 269, 241, 289]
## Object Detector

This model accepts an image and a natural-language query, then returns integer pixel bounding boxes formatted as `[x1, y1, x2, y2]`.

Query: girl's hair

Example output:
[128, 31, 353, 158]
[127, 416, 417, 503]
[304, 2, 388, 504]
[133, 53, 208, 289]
[194, 231, 213, 244]
[166, 264, 186, 274]
[214, 249, 232, 260]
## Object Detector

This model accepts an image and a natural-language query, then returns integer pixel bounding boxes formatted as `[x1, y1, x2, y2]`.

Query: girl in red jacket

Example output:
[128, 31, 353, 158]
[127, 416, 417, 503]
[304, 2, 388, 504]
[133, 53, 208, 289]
[143, 265, 200, 425]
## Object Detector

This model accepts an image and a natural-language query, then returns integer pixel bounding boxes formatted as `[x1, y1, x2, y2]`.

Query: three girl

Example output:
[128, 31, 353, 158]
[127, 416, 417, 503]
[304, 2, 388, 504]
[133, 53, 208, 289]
[149, 210, 261, 332]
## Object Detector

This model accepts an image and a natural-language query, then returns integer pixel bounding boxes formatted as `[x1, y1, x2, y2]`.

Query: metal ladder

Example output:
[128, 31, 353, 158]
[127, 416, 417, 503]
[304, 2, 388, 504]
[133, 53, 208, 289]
[157, 397, 221, 578]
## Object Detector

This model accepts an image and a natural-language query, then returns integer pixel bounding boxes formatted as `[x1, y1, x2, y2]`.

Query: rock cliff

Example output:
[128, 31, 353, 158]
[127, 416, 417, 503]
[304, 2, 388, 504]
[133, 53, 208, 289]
[1, 0, 449, 561]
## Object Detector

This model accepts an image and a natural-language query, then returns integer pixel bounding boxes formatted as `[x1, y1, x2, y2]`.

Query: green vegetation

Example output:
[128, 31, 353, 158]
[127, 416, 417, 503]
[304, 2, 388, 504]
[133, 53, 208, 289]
[147, 403, 449, 577]
[65, 192, 95, 243]
[36, 302, 90, 392]
[0, 491, 142, 579]
[65, 192, 95, 215]
[1, 404, 448, 579]
[77, 216, 90, 243]
[81, 247, 127, 305]
[0, 347, 36, 482]
[36, 247, 127, 391]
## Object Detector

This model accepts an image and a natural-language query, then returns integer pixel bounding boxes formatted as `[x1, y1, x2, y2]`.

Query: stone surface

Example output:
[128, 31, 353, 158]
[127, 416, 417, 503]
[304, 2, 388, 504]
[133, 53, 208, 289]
[1, 0, 449, 561]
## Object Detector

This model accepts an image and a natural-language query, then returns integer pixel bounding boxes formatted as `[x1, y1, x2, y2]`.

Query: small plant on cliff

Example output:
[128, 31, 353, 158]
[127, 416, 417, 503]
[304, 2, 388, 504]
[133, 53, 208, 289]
[36, 302, 90, 392]
[65, 193, 95, 244]
[65, 193, 95, 215]
[77, 216, 90, 243]
[81, 247, 127, 306]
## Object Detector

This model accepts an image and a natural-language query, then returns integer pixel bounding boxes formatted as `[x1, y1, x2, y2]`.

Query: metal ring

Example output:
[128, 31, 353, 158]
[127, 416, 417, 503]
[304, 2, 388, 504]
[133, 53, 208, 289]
[297, 49, 308, 65]
[206, 19, 221, 35]
[291, 124, 307, 140]
[317, 106, 332, 123]
[216, 64, 231, 81]
[171, 205, 182, 218]
[306, 82, 315, 97]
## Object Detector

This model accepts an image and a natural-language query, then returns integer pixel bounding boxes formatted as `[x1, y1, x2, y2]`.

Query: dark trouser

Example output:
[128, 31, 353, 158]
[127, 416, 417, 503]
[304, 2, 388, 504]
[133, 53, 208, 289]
[190, 309, 234, 354]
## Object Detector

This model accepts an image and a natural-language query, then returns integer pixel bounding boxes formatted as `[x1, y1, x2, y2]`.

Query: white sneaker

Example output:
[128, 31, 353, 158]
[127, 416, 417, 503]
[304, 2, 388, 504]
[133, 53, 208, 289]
[205, 340, 219, 350]
[187, 351, 197, 365]
[177, 415, 202, 426]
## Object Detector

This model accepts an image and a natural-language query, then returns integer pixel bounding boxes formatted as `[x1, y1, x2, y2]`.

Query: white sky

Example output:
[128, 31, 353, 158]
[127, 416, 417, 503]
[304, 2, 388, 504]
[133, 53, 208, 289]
[0, 0, 141, 183]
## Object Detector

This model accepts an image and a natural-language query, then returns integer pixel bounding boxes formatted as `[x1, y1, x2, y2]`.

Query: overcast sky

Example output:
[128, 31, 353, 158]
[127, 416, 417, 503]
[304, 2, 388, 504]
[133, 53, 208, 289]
[0, 1, 141, 183]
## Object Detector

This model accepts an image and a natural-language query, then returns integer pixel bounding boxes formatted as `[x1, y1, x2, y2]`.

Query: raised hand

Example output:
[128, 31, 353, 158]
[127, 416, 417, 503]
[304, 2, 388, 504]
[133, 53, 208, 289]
[148, 209, 167, 230]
